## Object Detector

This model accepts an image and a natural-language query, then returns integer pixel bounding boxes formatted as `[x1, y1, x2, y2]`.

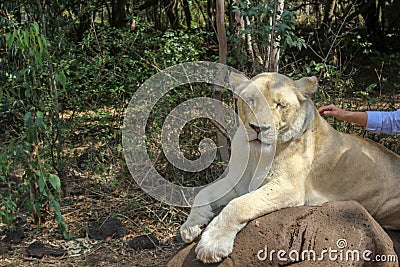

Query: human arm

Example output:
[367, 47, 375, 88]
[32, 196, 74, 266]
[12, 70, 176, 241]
[365, 109, 400, 135]
[318, 104, 368, 127]
[319, 105, 400, 135]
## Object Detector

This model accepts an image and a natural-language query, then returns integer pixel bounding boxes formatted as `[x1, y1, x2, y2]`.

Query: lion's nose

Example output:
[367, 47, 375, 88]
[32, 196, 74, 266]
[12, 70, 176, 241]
[249, 123, 270, 133]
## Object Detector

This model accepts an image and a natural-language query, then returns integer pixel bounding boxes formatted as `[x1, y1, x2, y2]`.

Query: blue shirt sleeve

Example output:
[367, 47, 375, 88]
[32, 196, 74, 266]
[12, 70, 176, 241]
[366, 109, 400, 135]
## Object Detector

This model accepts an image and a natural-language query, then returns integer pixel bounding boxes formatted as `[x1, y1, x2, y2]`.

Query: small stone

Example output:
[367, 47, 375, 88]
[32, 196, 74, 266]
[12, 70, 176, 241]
[0, 244, 12, 255]
[4, 229, 24, 244]
[26, 241, 66, 258]
[128, 234, 159, 250]
[88, 218, 127, 240]
[173, 235, 185, 244]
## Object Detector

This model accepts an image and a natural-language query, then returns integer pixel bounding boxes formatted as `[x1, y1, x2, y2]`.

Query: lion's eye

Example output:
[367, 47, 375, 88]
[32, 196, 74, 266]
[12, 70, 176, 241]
[246, 98, 255, 107]
[276, 102, 285, 109]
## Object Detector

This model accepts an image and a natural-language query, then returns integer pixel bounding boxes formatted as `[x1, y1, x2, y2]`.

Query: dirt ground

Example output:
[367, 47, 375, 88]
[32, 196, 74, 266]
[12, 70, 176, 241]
[1, 240, 183, 267]
[0, 174, 188, 267]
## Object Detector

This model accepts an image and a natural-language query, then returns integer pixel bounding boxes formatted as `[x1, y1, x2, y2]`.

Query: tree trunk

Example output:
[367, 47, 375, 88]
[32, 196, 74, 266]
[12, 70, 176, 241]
[182, 0, 192, 29]
[385, 0, 400, 30]
[233, 0, 263, 70]
[228, 0, 235, 34]
[317, 2, 324, 28]
[164, 0, 180, 29]
[323, 0, 336, 29]
[216, 0, 227, 64]
[75, 5, 92, 42]
[233, 0, 245, 69]
[360, 0, 385, 49]
[244, 13, 255, 64]
[207, 0, 216, 33]
[215, 0, 230, 163]
[305, 0, 310, 16]
[266, 0, 284, 72]
[111, 0, 127, 28]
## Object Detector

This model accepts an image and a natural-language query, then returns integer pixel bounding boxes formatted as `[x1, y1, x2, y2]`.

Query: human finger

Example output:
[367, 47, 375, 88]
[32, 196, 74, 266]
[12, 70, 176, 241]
[318, 104, 336, 115]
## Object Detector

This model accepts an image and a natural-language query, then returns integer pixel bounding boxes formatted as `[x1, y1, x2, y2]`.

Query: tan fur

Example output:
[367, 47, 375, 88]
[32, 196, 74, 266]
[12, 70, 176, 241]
[180, 72, 400, 263]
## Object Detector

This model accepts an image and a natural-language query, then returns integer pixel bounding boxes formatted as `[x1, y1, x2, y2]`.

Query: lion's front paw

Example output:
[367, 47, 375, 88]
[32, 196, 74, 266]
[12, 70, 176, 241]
[180, 222, 204, 243]
[195, 227, 235, 263]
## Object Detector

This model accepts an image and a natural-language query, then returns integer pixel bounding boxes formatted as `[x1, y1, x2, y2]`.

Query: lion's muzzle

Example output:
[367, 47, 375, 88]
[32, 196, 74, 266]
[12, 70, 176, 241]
[247, 123, 276, 145]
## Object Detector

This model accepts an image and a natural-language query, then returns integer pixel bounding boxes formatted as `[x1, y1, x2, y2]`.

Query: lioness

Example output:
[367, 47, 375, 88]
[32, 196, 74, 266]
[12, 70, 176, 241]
[180, 72, 400, 263]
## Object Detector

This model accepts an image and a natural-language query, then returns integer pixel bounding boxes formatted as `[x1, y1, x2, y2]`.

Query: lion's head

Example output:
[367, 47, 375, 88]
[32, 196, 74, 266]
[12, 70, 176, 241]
[230, 72, 318, 144]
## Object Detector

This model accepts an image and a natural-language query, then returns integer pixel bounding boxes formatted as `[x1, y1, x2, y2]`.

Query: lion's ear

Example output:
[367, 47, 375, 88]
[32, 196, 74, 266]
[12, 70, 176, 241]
[294, 76, 318, 95]
[229, 72, 248, 94]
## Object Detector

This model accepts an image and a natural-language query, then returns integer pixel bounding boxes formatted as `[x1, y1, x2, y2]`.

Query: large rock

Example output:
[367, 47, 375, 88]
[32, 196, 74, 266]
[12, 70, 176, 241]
[168, 201, 398, 266]
[387, 230, 400, 261]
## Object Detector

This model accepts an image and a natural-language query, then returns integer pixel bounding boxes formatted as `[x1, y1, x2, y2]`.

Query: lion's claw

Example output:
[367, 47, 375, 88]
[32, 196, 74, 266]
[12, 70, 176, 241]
[180, 223, 203, 243]
[195, 227, 234, 263]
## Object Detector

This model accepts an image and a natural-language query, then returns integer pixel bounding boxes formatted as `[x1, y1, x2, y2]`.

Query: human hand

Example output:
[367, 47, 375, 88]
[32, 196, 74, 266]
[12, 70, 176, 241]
[318, 104, 348, 121]
[318, 104, 368, 127]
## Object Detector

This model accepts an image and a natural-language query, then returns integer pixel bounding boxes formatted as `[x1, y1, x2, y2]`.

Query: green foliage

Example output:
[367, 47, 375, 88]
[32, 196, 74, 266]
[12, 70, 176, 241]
[230, 0, 306, 70]
[0, 150, 18, 224]
[354, 35, 373, 55]
[1, 14, 213, 233]
[57, 21, 210, 110]
[148, 29, 212, 66]
[1, 20, 70, 238]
